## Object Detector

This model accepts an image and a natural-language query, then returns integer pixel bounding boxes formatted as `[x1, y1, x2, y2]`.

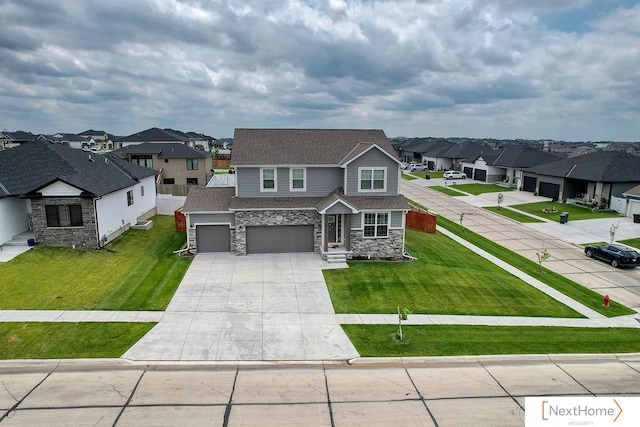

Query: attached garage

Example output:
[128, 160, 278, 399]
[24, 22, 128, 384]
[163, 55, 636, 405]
[463, 167, 473, 178]
[539, 182, 560, 199]
[523, 176, 537, 193]
[196, 225, 231, 252]
[246, 225, 314, 254]
[474, 169, 487, 181]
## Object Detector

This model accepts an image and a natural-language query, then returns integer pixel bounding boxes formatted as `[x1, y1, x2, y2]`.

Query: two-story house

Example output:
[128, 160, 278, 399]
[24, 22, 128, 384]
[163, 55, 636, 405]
[110, 142, 213, 187]
[182, 129, 410, 260]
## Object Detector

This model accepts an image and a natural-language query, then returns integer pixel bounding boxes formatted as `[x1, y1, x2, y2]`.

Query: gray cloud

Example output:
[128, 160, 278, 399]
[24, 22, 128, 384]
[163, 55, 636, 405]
[0, 0, 638, 141]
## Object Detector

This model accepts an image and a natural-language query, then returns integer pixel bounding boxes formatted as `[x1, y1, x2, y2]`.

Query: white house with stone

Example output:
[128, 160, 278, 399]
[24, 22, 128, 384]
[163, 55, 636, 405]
[0, 141, 157, 248]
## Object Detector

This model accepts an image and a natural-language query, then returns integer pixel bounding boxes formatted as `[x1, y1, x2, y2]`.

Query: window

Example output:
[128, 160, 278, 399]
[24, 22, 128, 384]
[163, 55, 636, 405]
[164, 159, 169, 163]
[261, 168, 277, 191]
[163, 178, 175, 184]
[186, 158, 199, 170]
[140, 186, 144, 197]
[45, 205, 83, 227]
[131, 155, 153, 168]
[290, 168, 305, 191]
[127, 190, 134, 206]
[363, 212, 388, 237]
[359, 168, 386, 191]
[186, 177, 198, 185]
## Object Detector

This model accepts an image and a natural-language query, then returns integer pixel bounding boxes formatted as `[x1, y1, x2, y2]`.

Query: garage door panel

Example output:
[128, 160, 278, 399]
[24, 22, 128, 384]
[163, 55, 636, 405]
[523, 176, 536, 192]
[196, 225, 231, 252]
[474, 169, 487, 181]
[463, 167, 473, 178]
[246, 225, 314, 254]
[539, 182, 560, 199]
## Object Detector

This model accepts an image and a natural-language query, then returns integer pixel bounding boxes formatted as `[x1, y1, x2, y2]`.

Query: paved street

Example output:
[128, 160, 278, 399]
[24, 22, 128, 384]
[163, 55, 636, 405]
[1, 356, 639, 426]
[402, 179, 640, 312]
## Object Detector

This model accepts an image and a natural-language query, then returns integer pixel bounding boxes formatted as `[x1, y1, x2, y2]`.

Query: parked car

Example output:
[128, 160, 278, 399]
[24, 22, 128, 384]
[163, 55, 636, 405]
[443, 170, 467, 179]
[584, 244, 640, 268]
[88, 145, 101, 153]
[407, 163, 428, 172]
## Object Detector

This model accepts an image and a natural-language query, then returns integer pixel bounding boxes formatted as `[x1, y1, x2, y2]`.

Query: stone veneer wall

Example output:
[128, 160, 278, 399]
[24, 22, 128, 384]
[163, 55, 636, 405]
[233, 210, 321, 255]
[349, 228, 404, 260]
[30, 197, 98, 249]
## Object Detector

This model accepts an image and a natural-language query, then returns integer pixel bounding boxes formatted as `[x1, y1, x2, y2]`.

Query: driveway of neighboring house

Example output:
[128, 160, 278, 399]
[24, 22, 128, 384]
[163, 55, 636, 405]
[123, 253, 359, 361]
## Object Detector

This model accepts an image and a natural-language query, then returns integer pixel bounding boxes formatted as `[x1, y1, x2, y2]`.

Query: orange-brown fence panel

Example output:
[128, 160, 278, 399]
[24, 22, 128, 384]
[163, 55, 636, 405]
[406, 210, 437, 234]
[175, 208, 186, 232]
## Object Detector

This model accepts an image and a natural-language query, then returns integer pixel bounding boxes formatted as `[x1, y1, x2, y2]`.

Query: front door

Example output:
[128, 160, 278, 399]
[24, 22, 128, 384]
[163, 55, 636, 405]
[327, 214, 343, 244]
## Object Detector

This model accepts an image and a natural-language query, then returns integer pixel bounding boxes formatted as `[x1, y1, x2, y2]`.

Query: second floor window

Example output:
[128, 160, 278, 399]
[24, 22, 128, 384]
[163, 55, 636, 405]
[131, 155, 152, 168]
[290, 168, 305, 191]
[360, 168, 386, 191]
[261, 168, 276, 191]
[186, 159, 199, 170]
[187, 177, 198, 185]
[127, 190, 134, 206]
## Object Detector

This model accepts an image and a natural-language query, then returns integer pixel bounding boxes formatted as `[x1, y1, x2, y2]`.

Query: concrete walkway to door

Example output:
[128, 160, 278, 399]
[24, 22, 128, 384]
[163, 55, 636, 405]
[123, 253, 359, 361]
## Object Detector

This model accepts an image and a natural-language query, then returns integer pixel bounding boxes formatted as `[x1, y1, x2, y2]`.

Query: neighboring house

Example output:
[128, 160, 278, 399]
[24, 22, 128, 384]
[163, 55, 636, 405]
[622, 184, 640, 218]
[0, 141, 157, 248]
[462, 145, 563, 185]
[109, 142, 213, 187]
[50, 133, 90, 150]
[421, 140, 486, 172]
[117, 127, 205, 149]
[182, 129, 410, 260]
[77, 130, 120, 150]
[522, 151, 640, 207]
[0, 131, 37, 150]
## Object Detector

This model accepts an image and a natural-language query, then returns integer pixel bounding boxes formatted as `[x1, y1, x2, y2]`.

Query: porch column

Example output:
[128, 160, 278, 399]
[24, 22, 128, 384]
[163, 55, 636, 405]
[344, 214, 351, 251]
[322, 214, 328, 252]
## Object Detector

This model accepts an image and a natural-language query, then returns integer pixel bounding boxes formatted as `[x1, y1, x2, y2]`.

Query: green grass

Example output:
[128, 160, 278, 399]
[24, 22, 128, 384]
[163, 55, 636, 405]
[324, 229, 580, 317]
[429, 211, 635, 317]
[511, 201, 622, 221]
[483, 206, 544, 223]
[401, 174, 418, 180]
[409, 171, 440, 179]
[430, 186, 465, 196]
[619, 238, 640, 250]
[0, 215, 192, 310]
[342, 325, 640, 356]
[0, 322, 155, 359]
[450, 183, 515, 195]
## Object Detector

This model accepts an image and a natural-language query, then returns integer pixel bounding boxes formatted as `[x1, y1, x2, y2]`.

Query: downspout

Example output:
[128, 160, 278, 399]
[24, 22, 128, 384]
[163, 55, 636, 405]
[94, 196, 102, 248]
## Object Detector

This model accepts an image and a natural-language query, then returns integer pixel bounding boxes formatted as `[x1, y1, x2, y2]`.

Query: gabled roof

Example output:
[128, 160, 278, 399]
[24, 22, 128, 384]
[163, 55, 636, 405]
[78, 129, 106, 136]
[0, 141, 156, 197]
[489, 145, 563, 168]
[118, 127, 191, 143]
[525, 151, 640, 182]
[110, 142, 211, 159]
[623, 184, 640, 198]
[1, 131, 37, 142]
[231, 129, 396, 166]
[53, 133, 87, 142]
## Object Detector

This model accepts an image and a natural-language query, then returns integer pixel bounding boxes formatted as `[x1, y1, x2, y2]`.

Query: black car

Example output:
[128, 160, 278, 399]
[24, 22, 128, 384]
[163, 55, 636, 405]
[584, 244, 640, 268]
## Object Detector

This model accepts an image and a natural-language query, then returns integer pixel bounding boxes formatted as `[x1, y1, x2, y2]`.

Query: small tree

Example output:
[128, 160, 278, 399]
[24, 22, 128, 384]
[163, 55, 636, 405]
[397, 306, 412, 341]
[497, 193, 504, 209]
[536, 248, 550, 272]
[459, 212, 465, 228]
[609, 223, 619, 244]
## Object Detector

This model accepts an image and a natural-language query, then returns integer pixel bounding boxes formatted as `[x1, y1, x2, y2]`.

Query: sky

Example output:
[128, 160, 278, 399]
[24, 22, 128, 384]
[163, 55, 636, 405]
[1, 0, 639, 141]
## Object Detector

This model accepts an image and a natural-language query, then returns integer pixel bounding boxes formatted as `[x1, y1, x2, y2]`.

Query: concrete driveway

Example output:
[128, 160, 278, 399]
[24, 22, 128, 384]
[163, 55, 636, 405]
[123, 253, 359, 361]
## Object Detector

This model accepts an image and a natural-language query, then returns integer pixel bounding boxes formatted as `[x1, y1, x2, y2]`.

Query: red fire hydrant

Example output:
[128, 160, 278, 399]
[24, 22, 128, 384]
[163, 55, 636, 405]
[603, 294, 610, 308]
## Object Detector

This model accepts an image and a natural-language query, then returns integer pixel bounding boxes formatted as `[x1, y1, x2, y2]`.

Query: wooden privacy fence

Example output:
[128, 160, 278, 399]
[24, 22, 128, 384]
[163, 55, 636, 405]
[174, 208, 186, 232]
[406, 208, 437, 234]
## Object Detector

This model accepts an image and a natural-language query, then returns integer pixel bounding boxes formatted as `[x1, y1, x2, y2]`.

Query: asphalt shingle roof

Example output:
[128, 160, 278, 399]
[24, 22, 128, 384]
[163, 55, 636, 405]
[110, 142, 211, 159]
[525, 151, 640, 182]
[230, 129, 396, 166]
[490, 145, 563, 168]
[181, 187, 235, 212]
[0, 141, 156, 197]
[118, 127, 191, 143]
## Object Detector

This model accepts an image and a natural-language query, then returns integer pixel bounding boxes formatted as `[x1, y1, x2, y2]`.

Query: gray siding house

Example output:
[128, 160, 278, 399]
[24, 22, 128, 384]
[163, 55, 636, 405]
[182, 129, 409, 260]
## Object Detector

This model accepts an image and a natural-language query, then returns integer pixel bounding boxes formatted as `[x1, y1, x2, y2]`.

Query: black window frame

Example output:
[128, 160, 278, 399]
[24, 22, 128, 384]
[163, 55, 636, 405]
[45, 204, 83, 228]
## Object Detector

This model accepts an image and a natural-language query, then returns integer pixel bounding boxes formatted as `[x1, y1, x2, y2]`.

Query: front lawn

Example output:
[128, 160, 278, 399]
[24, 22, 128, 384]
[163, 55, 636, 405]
[430, 211, 635, 317]
[0, 322, 154, 359]
[401, 173, 418, 180]
[511, 201, 622, 221]
[449, 183, 515, 195]
[430, 186, 465, 196]
[483, 206, 544, 223]
[0, 215, 191, 310]
[619, 238, 640, 250]
[324, 229, 580, 317]
[343, 325, 640, 356]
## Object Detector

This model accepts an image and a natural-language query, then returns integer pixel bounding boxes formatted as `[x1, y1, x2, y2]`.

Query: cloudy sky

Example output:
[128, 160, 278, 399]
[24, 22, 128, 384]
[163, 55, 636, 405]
[1, 0, 639, 140]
